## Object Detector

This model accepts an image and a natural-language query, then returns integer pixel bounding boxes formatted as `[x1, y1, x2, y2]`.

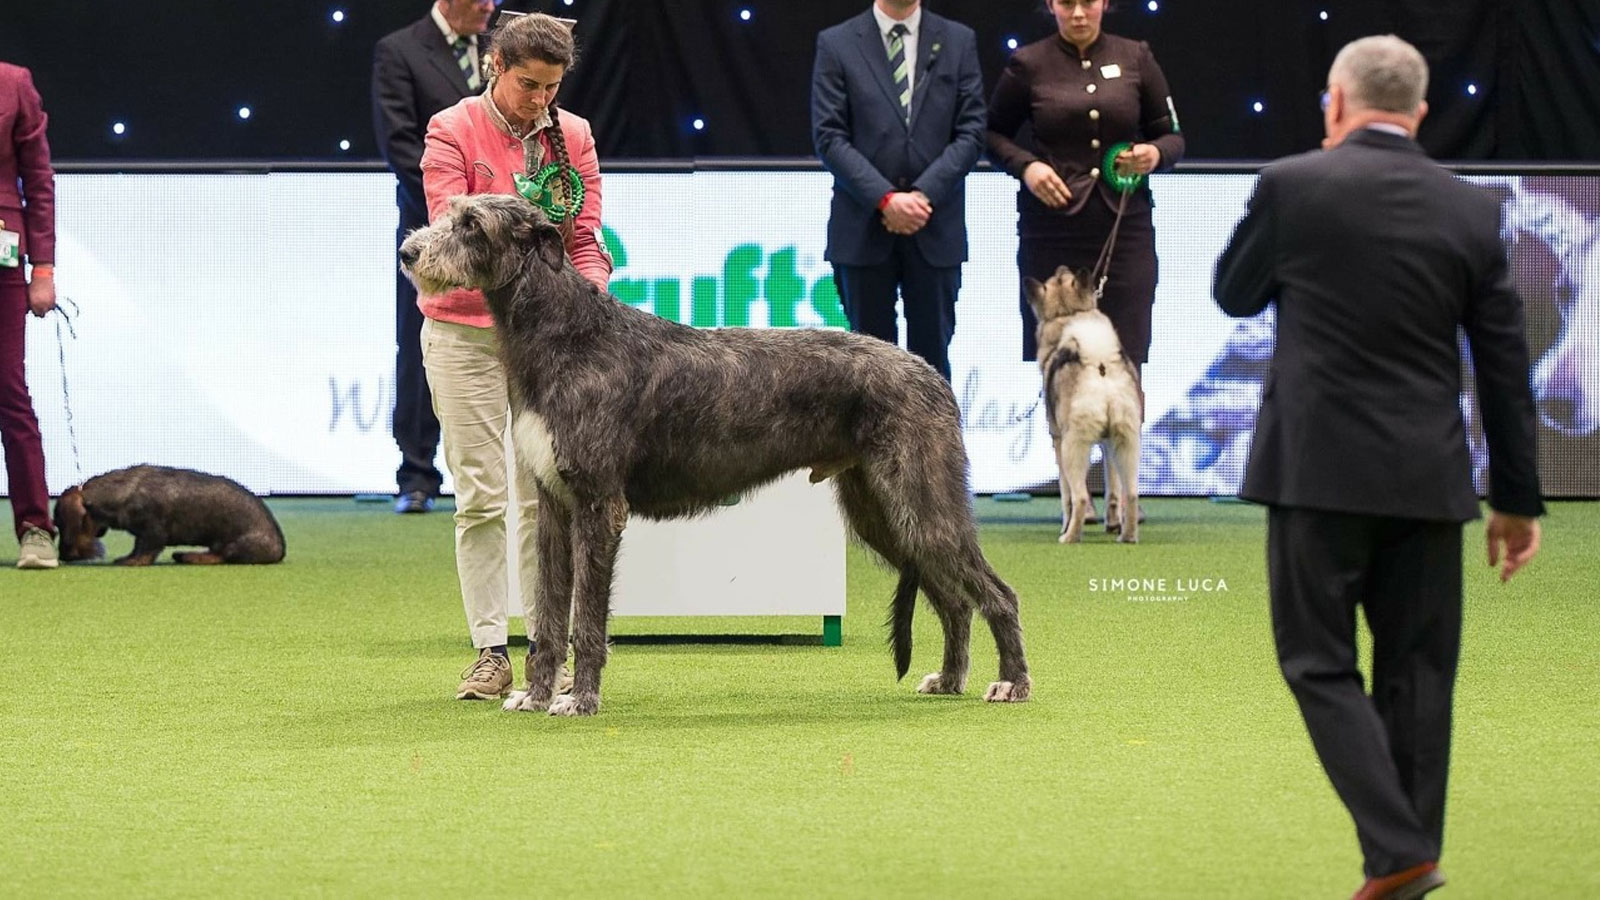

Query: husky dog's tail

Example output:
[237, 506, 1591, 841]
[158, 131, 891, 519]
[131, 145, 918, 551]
[889, 563, 918, 679]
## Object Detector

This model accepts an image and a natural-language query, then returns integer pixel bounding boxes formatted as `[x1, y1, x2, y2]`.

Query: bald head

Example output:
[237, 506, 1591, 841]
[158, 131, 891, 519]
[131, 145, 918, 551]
[1329, 35, 1429, 115]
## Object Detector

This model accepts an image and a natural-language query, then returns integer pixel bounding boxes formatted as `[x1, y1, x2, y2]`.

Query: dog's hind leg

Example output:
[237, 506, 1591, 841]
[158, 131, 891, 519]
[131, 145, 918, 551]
[1102, 443, 1124, 535]
[546, 493, 625, 717]
[506, 487, 576, 714]
[216, 531, 286, 564]
[921, 553, 1029, 702]
[915, 582, 972, 695]
[173, 551, 224, 565]
[1112, 430, 1140, 545]
[1058, 436, 1092, 544]
[972, 563, 1031, 701]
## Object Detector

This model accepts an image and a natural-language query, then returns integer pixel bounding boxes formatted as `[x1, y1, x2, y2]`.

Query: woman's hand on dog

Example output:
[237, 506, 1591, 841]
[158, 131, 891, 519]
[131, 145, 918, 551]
[1024, 161, 1072, 209]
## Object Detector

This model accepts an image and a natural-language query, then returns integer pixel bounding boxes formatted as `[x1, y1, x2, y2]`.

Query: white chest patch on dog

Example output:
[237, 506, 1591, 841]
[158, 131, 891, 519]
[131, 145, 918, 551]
[511, 412, 567, 494]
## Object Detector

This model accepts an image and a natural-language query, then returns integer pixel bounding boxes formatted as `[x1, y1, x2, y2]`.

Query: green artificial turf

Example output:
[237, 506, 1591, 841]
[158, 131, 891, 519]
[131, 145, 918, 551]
[1, 497, 1595, 897]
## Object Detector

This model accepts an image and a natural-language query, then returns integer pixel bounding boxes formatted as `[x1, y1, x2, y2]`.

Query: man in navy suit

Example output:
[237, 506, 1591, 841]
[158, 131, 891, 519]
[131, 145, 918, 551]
[811, 0, 985, 382]
[1215, 35, 1543, 900]
[372, 0, 496, 513]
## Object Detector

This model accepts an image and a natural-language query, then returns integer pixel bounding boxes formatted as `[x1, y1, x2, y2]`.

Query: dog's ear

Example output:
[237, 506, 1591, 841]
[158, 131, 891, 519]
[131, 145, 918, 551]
[1023, 277, 1049, 320]
[533, 224, 566, 272]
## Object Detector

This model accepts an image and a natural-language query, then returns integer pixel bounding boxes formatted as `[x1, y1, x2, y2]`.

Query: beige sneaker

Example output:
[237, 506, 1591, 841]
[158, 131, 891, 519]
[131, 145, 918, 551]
[456, 651, 512, 700]
[523, 653, 576, 696]
[16, 527, 59, 570]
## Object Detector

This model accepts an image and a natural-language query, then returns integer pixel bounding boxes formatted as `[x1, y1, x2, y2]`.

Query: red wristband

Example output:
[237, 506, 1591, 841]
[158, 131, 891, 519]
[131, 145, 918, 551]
[878, 191, 896, 211]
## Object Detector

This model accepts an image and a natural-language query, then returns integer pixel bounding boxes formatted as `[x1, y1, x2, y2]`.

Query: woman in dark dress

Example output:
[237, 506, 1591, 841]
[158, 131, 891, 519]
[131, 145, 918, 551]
[987, 0, 1185, 365]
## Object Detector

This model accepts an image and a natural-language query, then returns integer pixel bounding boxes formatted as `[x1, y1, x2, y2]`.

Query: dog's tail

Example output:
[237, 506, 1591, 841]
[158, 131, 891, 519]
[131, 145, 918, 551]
[888, 563, 918, 680]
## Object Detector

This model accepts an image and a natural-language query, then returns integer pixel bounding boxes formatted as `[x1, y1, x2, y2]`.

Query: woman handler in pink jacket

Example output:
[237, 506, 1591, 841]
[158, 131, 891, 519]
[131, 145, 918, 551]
[417, 12, 611, 700]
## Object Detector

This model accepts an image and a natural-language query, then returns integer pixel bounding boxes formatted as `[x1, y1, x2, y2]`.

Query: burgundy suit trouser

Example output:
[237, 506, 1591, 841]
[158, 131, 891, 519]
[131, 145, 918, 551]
[0, 279, 52, 538]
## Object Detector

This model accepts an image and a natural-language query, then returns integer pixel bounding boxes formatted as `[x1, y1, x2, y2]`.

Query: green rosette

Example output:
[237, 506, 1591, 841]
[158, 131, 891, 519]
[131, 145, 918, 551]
[1102, 142, 1146, 193]
[512, 164, 586, 223]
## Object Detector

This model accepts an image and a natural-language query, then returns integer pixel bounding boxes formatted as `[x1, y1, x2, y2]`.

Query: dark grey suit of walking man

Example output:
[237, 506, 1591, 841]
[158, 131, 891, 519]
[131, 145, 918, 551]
[1213, 35, 1543, 900]
[372, 0, 494, 512]
[811, 0, 985, 382]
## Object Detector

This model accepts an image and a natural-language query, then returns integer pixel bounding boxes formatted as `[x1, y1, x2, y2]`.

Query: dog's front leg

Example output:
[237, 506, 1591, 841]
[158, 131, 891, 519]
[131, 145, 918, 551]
[506, 488, 575, 714]
[116, 529, 168, 566]
[546, 494, 625, 717]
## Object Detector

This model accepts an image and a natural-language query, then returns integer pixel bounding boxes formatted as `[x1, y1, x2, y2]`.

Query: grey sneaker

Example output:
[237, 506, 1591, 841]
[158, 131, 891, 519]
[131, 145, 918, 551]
[456, 651, 512, 700]
[17, 527, 59, 570]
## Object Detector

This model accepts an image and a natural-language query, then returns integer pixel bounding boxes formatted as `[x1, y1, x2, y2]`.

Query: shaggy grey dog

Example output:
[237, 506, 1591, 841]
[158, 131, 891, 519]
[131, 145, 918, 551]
[400, 194, 1030, 717]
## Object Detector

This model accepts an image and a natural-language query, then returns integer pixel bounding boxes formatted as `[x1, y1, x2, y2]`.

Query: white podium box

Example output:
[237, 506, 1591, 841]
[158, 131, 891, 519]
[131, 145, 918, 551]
[505, 471, 847, 641]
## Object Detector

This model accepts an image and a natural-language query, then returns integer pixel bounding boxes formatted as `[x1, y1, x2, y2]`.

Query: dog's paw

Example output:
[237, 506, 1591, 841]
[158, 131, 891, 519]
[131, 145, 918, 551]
[983, 680, 1031, 703]
[547, 693, 599, 717]
[1118, 529, 1139, 544]
[502, 690, 551, 713]
[1058, 529, 1083, 544]
[916, 673, 966, 695]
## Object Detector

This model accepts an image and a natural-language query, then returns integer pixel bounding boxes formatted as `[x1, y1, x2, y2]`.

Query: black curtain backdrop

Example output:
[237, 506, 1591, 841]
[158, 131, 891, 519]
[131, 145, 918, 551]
[3, 1, 1595, 161]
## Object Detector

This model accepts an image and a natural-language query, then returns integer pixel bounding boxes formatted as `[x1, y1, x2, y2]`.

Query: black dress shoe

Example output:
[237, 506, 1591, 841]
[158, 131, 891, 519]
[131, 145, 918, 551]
[395, 490, 434, 514]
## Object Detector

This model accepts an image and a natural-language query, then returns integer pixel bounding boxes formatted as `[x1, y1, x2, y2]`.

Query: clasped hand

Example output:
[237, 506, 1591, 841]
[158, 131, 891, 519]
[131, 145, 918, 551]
[881, 190, 933, 235]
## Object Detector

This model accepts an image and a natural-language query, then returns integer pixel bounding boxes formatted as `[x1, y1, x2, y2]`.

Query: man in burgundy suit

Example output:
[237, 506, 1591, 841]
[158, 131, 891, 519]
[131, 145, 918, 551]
[0, 61, 58, 568]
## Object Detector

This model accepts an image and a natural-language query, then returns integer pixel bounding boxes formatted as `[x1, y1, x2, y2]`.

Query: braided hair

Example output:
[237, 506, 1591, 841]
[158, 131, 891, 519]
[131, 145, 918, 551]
[486, 13, 582, 240]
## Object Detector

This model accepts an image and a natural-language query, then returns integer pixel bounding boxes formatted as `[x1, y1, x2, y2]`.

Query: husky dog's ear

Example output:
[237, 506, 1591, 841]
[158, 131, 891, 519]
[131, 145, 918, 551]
[1024, 277, 1049, 320]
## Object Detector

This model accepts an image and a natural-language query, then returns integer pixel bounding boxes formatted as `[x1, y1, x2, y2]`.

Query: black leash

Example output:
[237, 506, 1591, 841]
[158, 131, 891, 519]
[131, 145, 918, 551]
[1089, 188, 1131, 301]
[50, 297, 85, 488]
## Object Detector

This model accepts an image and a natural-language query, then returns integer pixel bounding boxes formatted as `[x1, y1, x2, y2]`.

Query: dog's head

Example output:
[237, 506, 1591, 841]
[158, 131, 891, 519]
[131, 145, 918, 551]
[53, 486, 107, 562]
[399, 194, 567, 296]
[1024, 266, 1099, 324]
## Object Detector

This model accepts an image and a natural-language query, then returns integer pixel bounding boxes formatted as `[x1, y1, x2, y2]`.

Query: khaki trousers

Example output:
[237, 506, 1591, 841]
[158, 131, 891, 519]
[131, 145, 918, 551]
[420, 318, 540, 649]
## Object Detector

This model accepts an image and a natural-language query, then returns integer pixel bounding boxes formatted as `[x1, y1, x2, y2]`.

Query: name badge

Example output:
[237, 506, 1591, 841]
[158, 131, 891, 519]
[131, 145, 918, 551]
[1100, 64, 1122, 79]
[0, 223, 19, 269]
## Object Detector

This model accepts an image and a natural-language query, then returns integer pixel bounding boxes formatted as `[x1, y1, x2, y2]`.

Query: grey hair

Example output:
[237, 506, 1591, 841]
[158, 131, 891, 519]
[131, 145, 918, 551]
[1329, 35, 1429, 114]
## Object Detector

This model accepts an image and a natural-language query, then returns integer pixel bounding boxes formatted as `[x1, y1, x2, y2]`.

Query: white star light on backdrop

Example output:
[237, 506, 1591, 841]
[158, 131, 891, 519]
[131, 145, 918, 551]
[331, 9, 345, 23]
[238, 106, 252, 120]
[112, 122, 126, 136]
[739, 8, 752, 21]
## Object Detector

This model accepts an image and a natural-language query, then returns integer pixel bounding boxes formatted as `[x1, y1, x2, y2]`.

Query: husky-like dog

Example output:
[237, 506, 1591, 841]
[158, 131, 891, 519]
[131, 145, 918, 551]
[54, 465, 286, 565]
[400, 194, 1030, 717]
[1025, 267, 1142, 544]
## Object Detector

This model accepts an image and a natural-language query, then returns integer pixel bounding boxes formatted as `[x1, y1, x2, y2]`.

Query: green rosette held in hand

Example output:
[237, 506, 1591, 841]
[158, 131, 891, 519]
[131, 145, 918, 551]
[513, 164, 586, 224]
[1102, 142, 1146, 193]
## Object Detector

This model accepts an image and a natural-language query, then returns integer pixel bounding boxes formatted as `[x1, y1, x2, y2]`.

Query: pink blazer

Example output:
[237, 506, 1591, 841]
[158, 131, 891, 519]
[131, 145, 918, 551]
[0, 63, 54, 269]
[419, 96, 611, 327]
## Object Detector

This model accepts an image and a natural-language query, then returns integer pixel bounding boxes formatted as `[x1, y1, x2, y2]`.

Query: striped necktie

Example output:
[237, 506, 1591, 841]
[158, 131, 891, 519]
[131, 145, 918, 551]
[887, 23, 910, 123]
[452, 37, 481, 92]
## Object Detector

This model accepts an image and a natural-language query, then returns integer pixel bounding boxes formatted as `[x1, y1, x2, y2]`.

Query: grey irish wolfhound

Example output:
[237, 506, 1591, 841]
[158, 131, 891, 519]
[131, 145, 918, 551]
[400, 194, 1030, 716]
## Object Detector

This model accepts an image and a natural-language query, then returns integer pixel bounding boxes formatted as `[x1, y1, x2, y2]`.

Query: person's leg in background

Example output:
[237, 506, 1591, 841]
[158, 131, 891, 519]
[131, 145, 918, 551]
[0, 278, 56, 569]
[899, 240, 959, 382]
[393, 221, 443, 514]
[832, 258, 902, 351]
[421, 318, 514, 699]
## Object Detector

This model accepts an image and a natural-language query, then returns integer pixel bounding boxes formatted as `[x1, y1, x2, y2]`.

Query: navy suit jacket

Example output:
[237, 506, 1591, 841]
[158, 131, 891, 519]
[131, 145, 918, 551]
[1214, 129, 1544, 522]
[811, 9, 985, 269]
[372, 15, 481, 227]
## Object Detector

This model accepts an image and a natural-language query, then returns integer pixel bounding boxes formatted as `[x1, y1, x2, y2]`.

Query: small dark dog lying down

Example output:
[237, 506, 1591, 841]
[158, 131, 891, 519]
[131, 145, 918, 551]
[54, 465, 286, 565]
